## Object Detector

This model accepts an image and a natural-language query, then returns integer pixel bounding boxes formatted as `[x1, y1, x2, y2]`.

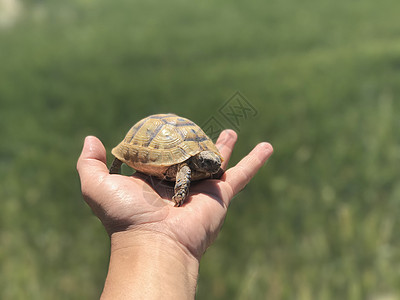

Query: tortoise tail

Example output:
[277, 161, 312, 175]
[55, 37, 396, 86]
[109, 158, 123, 174]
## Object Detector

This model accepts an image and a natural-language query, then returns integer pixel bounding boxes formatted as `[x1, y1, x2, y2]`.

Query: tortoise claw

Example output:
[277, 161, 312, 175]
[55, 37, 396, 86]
[172, 179, 189, 206]
[172, 164, 191, 207]
[172, 194, 185, 207]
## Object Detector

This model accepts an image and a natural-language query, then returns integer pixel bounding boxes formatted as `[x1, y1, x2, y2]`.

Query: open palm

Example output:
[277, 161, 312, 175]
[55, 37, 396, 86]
[77, 130, 273, 259]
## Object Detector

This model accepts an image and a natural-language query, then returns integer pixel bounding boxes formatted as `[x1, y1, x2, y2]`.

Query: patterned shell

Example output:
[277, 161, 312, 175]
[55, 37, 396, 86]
[111, 114, 221, 174]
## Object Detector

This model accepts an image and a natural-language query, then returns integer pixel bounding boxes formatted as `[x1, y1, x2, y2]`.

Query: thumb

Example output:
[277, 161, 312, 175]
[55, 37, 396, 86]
[77, 136, 109, 186]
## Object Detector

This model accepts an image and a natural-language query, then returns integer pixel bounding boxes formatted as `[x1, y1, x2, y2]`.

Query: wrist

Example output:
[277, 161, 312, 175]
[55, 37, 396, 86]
[101, 230, 200, 300]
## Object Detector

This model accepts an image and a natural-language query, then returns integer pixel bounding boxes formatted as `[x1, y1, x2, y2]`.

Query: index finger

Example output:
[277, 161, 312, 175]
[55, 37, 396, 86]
[214, 129, 237, 170]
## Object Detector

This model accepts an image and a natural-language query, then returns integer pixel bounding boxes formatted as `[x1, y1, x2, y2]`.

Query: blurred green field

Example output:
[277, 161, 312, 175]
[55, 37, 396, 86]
[1, 0, 400, 299]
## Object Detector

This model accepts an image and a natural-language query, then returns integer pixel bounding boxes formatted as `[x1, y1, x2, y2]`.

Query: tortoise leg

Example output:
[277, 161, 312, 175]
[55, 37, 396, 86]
[172, 164, 191, 207]
[109, 158, 123, 174]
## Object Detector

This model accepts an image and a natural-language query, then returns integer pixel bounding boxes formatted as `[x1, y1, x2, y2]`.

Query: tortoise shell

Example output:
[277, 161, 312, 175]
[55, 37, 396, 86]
[111, 113, 222, 179]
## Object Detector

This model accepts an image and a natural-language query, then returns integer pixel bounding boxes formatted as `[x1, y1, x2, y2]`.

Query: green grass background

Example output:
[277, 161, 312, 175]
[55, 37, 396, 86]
[1, 0, 400, 298]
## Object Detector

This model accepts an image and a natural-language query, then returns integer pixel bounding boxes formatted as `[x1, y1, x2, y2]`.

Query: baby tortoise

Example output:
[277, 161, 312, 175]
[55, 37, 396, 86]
[109, 113, 223, 206]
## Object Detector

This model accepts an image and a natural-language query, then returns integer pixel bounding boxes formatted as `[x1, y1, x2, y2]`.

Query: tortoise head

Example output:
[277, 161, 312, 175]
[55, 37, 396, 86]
[190, 151, 221, 174]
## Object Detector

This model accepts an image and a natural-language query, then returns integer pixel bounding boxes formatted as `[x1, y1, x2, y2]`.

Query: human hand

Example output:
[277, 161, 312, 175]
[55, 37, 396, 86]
[77, 129, 272, 299]
[77, 129, 273, 260]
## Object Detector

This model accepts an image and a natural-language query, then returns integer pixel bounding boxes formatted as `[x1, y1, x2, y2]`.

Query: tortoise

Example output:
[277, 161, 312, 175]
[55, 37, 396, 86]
[109, 113, 223, 206]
